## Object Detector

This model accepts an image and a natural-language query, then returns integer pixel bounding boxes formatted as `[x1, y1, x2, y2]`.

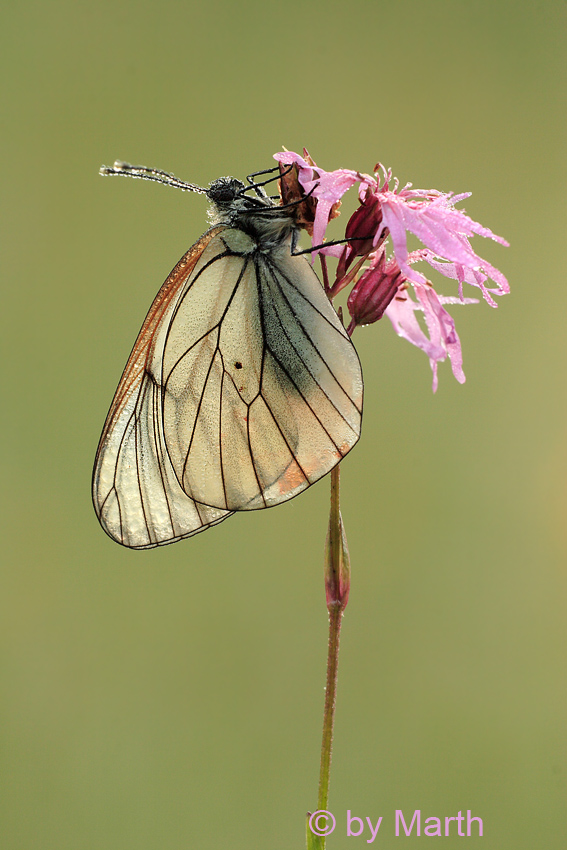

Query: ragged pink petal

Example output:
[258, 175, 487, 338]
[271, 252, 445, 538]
[385, 283, 469, 392]
[376, 187, 509, 303]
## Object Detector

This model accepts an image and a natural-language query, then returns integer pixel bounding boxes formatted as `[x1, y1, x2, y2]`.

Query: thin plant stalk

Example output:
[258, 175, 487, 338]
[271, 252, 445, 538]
[307, 464, 351, 850]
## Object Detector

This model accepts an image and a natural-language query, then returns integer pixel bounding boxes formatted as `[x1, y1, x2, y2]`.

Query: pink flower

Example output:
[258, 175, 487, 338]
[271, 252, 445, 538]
[273, 150, 509, 390]
[274, 151, 358, 251]
[346, 248, 479, 392]
[364, 165, 510, 307]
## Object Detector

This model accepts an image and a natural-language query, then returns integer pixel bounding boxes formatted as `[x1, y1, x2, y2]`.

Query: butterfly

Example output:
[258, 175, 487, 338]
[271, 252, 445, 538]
[92, 161, 363, 548]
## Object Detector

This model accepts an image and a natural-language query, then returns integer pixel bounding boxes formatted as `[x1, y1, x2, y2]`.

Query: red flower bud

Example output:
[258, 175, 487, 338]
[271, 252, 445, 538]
[342, 187, 385, 272]
[347, 251, 404, 329]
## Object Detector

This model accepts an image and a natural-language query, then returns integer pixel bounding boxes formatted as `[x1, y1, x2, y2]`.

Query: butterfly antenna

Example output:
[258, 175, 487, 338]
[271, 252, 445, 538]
[99, 161, 207, 194]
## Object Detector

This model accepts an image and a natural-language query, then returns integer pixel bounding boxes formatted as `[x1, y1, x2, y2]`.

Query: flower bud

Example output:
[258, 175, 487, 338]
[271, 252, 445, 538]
[347, 251, 403, 328]
[324, 509, 351, 611]
[343, 186, 384, 270]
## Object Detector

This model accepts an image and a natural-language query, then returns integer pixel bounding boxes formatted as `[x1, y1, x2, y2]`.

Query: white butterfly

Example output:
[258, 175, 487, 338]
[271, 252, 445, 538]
[92, 162, 363, 548]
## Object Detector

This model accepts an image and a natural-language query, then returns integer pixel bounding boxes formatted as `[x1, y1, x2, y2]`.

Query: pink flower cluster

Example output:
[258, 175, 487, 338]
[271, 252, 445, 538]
[274, 151, 509, 391]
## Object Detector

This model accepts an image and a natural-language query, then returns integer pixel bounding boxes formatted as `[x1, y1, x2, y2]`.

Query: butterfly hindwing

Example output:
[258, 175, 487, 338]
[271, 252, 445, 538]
[92, 228, 234, 548]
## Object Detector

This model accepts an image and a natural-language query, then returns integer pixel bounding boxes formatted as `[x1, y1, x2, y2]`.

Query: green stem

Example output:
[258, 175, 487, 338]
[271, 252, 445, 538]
[317, 602, 342, 813]
[318, 466, 343, 813]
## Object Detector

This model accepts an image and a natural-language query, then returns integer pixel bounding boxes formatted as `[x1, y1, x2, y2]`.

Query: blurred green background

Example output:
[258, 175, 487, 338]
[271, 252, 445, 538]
[1, 0, 565, 847]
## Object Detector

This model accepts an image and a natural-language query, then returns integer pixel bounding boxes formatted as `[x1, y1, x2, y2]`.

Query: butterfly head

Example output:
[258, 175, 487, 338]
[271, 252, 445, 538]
[206, 176, 247, 207]
[206, 176, 295, 246]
